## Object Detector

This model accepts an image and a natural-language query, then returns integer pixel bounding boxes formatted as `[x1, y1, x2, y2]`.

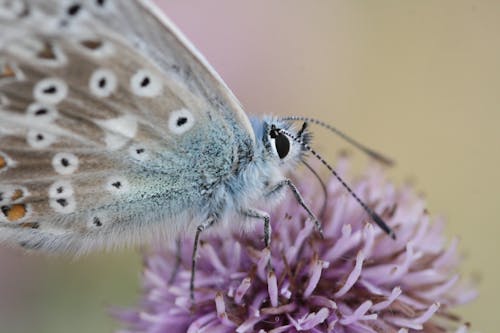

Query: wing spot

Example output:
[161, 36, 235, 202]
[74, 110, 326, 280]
[49, 180, 74, 199]
[67, 3, 82, 16]
[140, 77, 150, 87]
[0, 186, 29, 205]
[1, 204, 28, 222]
[130, 69, 162, 97]
[35, 108, 47, 116]
[49, 196, 76, 214]
[168, 109, 195, 135]
[177, 117, 188, 126]
[27, 131, 57, 149]
[93, 217, 102, 227]
[129, 145, 148, 162]
[34, 78, 68, 104]
[89, 68, 117, 98]
[52, 153, 79, 175]
[56, 198, 68, 207]
[106, 176, 129, 195]
[26, 103, 58, 122]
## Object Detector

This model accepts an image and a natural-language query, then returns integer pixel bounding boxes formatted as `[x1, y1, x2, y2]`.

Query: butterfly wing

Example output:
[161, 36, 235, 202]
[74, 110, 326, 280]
[0, 0, 255, 254]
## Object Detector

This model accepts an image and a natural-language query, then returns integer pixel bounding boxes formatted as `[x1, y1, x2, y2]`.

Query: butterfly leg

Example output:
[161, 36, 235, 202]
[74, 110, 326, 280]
[190, 217, 216, 302]
[267, 179, 324, 238]
[241, 209, 273, 270]
[242, 209, 271, 247]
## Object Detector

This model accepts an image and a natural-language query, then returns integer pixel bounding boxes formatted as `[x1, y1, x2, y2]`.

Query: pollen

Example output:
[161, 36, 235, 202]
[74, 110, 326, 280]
[1, 204, 28, 222]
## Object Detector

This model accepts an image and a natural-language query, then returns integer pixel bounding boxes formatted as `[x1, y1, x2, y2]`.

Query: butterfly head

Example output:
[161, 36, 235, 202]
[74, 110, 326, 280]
[259, 118, 311, 171]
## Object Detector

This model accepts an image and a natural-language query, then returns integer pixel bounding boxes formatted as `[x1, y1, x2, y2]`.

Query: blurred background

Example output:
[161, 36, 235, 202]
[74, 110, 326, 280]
[1, 0, 498, 332]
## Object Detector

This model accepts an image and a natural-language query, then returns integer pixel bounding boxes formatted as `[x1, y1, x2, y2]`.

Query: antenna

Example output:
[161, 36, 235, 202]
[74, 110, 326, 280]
[277, 126, 396, 239]
[280, 116, 394, 166]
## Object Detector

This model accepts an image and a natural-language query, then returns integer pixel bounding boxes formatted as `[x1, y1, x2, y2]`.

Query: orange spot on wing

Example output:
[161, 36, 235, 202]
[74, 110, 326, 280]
[0, 156, 6, 169]
[37, 42, 56, 60]
[1, 204, 28, 222]
[0, 64, 15, 78]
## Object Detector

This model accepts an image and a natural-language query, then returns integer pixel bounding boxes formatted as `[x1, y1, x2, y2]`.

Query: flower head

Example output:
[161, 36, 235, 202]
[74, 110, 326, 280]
[114, 160, 476, 332]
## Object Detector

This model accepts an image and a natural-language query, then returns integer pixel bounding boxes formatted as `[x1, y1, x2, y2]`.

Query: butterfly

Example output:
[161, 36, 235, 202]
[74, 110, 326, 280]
[0, 0, 394, 299]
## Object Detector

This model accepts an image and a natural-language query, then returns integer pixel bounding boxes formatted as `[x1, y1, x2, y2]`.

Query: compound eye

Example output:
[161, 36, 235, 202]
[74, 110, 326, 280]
[274, 132, 290, 159]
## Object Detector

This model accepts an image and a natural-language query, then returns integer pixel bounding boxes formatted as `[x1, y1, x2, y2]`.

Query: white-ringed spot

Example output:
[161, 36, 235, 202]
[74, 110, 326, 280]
[26, 103, 58, 122]
[130, 69, 162, 97]
[128, 145, 148, 162]
[168, 108, 195, 135]
[27, 130, 57, 149]
[52, 152, 79, 175]
[33, 78, 68, 104]
[0, 185, 29, 205]
[49, 180, 74, 199]
[89, 68, 117, 98]
[0, 203, 31, 223]
[106, 176, 129, 195]
[87, 213, 106, 229]
[49, 196, 76, 214]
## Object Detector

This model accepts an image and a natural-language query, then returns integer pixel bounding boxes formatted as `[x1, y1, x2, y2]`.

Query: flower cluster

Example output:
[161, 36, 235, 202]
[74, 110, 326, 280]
[114, 161, 475, 332]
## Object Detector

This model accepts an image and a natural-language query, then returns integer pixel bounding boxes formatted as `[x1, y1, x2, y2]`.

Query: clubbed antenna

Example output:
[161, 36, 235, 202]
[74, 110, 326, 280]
[281, 116, 394, 166]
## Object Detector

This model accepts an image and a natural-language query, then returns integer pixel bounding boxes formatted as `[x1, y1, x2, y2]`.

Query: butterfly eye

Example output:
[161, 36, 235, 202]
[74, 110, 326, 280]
[130, 69, 162, 97]
[274, 133, 290, 159]
[89, 68, 117, 98]
[168, 109, 195, 135]
[33, 78, 68, 104]
[269, 127, 290, 159]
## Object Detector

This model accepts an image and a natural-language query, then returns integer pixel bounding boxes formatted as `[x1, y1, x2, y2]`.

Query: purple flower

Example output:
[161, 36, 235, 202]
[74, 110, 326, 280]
[114, 160, 476, 332]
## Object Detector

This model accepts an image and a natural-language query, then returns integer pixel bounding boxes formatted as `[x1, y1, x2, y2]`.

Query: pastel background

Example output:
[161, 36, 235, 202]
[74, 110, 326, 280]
[1, 1, 497, 332]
